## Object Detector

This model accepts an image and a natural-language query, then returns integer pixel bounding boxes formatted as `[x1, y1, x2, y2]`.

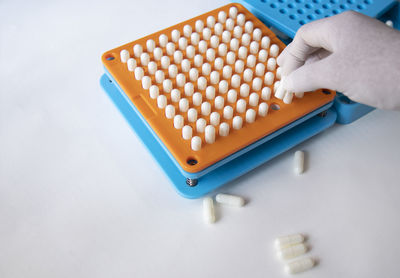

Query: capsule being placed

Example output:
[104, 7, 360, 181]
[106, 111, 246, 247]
[284, 257, 315, 275]
[215, 193, 245, 207]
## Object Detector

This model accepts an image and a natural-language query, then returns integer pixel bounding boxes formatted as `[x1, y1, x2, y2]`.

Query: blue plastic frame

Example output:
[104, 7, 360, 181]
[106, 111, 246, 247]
[100, 74, 337, 198]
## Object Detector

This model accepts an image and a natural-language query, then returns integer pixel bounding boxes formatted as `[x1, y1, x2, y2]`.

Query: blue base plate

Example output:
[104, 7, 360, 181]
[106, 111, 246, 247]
[100, 74, 337, 198]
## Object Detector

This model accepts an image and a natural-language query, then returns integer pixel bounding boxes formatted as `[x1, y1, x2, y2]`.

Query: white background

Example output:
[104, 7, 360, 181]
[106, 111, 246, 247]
[1, 0, 400, 277]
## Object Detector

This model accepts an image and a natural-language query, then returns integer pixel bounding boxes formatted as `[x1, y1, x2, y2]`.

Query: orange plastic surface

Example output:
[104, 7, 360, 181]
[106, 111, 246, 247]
[102, 3, 335, 173]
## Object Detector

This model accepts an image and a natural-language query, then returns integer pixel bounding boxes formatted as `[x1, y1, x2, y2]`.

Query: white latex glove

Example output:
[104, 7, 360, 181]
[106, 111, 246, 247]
[277, 11, 400, 110]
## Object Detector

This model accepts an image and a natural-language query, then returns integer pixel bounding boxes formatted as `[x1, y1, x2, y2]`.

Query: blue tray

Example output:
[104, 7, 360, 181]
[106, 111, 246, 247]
[100, 74, 337, 198]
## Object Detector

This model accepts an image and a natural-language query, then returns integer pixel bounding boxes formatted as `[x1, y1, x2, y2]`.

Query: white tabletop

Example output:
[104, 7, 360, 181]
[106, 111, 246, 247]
[1, 0, 400, 277]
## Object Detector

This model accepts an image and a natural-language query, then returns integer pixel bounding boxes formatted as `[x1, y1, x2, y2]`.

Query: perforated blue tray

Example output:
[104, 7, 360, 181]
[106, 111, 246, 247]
[236, 0, 397, 38]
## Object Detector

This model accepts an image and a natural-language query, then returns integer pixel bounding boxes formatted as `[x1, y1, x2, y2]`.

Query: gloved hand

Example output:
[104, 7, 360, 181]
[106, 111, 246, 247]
[277, 11, 400, 110]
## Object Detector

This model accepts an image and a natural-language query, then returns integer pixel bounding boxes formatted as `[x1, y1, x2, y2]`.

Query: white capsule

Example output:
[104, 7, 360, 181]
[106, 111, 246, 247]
[166, 42, 175, 56]
[218, 122, 230, 137]
[232, 116, 243, 130]
[206, 48, 215, 62]
[236, 99, 246, 113]
[217, 43, 228, 57]
[179, 98, 189, 112]
[284, 257, 315, 275]
[120, 49, 129, 63]
[230, 38, 240, 51]
[182, 125, 193, 140]
[210, 71, 220, 85]
[134, 67, 144, 80]
[171, 89, 181, 102]
[274, 81, 281, 92]
[235, 60, 245, 74]
[198, 76, 207, 90]
[261, 36, 271, 49]
[275, 234, 305, 249]
[147, 61, 157, 75]
[216, 193, 244, 206]
[201, 102, 211, 116]
[214, 57, 224, 71]
[183, 25, 192, 38]
[173, 50, 183, 64]
[283, 91, 294, 104]
[141, 76, 151, 89]
[222, 30, 231, 43]
[187, 108, 198, 123]
[229, 6, 238, 18]
[253, 28, 262, 41]
[206, 86, 216, 100]
[176, 73, 186, 87]
[189, 68, 199, 82]
[146, 39, 156, 52]
[194, 54, 203, 67]
[275, 85, 286, 100]
[181, 59, 191, 73]
[261, 87, 271, 100]
[219, 80, 228, 94]
[179, 37, 187, 51]
[163, 79, 173, 93]
[193, 92, 202, 106]
[133, 44, 143, 58]
[199, 40, 207, 54]
[238, 46, 248, 60]
[159, 34, 168, 47]
[239, 84, 249, 97]
[294, 150, 305, 175]
[165, 104, 175, 119]
[258, 49, 268, 62]
[233, 11, 243, 24]
[264, 72, 274, 85]
[258, 102, 269, 117]
[207, 15, 216, 28]
[246, 109, 256, 123]
[161, 56, 170, 69]
[155, 70, 165, 84]
[173, 115, 184, 129]
[214, 96, 225, 110]
[295, 92, 305, 98]
[153, 47, 162, 61]
[191, 32, 200, 46]
[202, 63, 211, 76]
[252, 77, 262, 91]
[227, 89, 237, 103]
[196, 118, 207, 133]
[247, 55, 257, 68]
[386, 20, 394, 28]
[276, 67, 282, 80]
[225, 18, 235, 31]
[277, 243, 307, 260]
[149, 85, 159, 99]
[223, 105, 234, 119]
[267, 57, 277, 71]
[157, 95, 167, 109]
[241, 33, 251, 46]
[140, 53, 150, 66]
[244, 21, 254, 34]
[191, 136, 202, 151]
[231, 74, 241, 88]
[249, 92, 259, 106]
[270, 44, 280, 57]
[127, 58, 137, 71]
[249, 41, 259, 55]
[218, 10, 227, 23]
[202, 28, 212, 41]
[210, 35, 219, 49]
[223, 65, 232, 79]
[233, 26, 243, 39]
[243, 68, 253, 82]
[205, 125, 216, 144]
[195, 20, 204, 33]
[255, 63, 265, 77]
[171, 29, 180, 43]
[214, 23, 223, 36]
[210, 112, 220, 126]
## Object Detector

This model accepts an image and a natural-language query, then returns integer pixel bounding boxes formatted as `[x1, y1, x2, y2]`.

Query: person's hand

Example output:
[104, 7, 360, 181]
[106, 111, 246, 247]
[277, 11, 400, 110]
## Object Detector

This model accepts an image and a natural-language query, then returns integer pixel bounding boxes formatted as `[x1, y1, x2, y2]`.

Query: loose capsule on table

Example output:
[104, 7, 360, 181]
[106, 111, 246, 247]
[275, 233, 305, 249]
[215, 193, 245, 207]
[276, 243, 307, 260]
[203, 197, 216, 223]
[284, 257, 315, 275]
[294, 151, 305, 175]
